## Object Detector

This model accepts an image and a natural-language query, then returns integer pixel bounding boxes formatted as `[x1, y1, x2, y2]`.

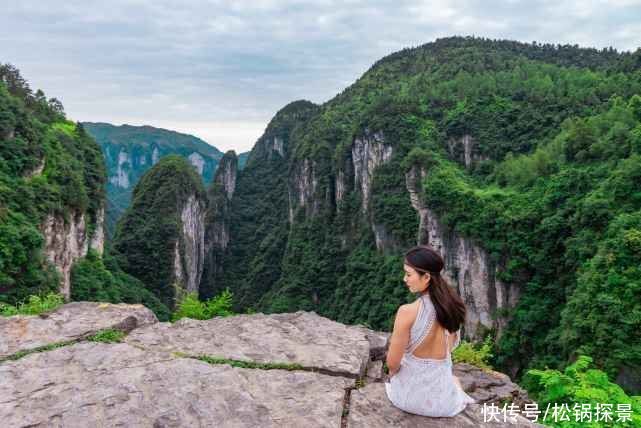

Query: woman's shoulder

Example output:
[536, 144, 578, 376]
[396, 299, 421, 321]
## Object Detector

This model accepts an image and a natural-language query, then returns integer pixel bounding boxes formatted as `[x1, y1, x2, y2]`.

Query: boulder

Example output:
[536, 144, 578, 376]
[455, 363, 532, 408]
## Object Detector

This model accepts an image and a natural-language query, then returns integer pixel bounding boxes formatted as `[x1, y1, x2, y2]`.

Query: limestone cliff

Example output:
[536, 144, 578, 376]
[447, 134, 489, 169]
[200, 151, 238, 299]
[41, 206, 105, 299]
[82, 122, 249, 238]
[405, 165, 520, 341]
[175, 194, 206, 294]
[0, 302, 541, 427]
[113, 156, 207, 308]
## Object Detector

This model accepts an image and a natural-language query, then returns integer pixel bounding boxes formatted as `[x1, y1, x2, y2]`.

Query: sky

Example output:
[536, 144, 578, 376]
[2, 0, 641, 153]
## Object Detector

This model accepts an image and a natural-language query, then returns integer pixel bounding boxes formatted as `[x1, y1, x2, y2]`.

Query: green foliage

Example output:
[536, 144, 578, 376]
[452, 336, 494, 370]
[112, 155, 207, 309]
[217, 38, 641, 376]
[523, 355, 641, 427]
[0, 292, 63, 316]
[0, 65, 106, 303]
[70, 250, 171, 321]
[88, 328, 125, 343]
[193, 354, 304, 370]
[171, 289, 234, 322]
[560, 212, 641, 380]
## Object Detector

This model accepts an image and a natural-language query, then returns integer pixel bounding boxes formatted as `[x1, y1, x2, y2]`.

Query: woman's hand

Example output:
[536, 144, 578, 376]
[388, 366, 400, 379]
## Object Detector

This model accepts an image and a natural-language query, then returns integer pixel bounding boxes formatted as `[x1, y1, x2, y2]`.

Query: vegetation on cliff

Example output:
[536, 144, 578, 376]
[83, 122, 250, 238]
[0, 64, 106, 303]
[213, 37, 641, 390]
[112, 155, 207, 309]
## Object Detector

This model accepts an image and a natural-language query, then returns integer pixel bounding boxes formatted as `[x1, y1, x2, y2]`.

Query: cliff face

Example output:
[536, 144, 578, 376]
[406, 165, 519, 340]
[41, 206, 105, 299]
[175, 195, 206, 294]
[275, 128, 521, 338]
[0, 302, 540, 427]
[200, 151, 238, 299]
[83, 122, 249, 238]
[113, 155, 208, 308]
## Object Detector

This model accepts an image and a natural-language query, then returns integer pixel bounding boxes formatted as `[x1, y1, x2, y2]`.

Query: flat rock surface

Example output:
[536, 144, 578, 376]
[0, 342, 352, 428]
[1, 303, 542, 427]
[125, 311, 371, 377]
[347, 383, 543, 427]
[0, 302, 157, 359]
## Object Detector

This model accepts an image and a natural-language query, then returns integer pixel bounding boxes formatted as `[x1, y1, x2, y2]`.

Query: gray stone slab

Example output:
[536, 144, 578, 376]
[347, 383, 543, 427]
[0, 302, 157, 359]
[348, 325, 390, 360]
[125, 311, 371, 377]
[0, 342, 352, 428]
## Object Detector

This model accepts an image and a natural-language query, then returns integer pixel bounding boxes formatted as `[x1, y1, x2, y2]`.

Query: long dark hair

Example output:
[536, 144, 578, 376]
[404, 245, 466, 332]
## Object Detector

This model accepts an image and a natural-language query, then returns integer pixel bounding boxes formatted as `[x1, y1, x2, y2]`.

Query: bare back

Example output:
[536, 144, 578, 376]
[405, 298, 458, 359]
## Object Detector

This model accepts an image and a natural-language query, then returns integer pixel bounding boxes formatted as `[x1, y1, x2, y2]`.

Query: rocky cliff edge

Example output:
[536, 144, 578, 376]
[0, 303, 541, 427]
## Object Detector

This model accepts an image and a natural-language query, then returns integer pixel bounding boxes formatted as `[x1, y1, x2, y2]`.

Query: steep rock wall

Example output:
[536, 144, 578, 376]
[41, 205, 105, 299]
[174, 195, 206, 294]
[405, 165, 520, 340]
[201, 152, 238, 298]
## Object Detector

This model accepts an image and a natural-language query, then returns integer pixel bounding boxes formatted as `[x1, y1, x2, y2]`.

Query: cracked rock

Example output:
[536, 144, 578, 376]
[0, 342, 352, 427]
[0, 302, 157, 359]
[125, 311, 371, 377]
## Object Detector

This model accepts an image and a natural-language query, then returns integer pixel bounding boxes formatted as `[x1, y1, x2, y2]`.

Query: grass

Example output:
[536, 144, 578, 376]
[195, 355, 305, 371]
[0, 329, 127, 363]
[0, 340, 76, 363]
[0, 293, 64, 316]
[88, 329, 125, 343]
[172, 352, 306, 371]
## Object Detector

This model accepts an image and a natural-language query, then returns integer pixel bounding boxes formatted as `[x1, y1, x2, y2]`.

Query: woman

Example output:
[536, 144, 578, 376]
[385, 245, 476, 417]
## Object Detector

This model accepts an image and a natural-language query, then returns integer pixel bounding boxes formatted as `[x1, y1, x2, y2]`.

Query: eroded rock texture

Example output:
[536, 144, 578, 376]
[1, 303, 539, 427]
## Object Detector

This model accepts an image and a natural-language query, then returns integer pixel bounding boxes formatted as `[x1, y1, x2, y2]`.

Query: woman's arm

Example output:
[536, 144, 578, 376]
[386, 305, 412, 377]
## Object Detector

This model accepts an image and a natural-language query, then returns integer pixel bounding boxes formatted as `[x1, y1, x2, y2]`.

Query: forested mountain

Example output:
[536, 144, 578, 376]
[82, 122, 249, 238]
[0, 64, 105, 302]
[2, 35, 641, 397]
[204, 36, 641, 391]
[0, 64, 171, 320]
[112, 155, 208, 310]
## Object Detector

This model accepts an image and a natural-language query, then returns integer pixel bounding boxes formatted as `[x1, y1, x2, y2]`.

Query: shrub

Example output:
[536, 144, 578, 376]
[172, 289, 234, 322]
[523, 355, 641, 427]
[452, 335, 494, 370]
[88, 329, 125, 343]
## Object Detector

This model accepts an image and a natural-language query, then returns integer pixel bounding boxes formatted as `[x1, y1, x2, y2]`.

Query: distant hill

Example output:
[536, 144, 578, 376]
[82, 122, 249, 238]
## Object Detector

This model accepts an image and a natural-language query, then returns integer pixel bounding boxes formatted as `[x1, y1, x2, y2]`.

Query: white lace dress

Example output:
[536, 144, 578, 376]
[385, 294, 476, 417]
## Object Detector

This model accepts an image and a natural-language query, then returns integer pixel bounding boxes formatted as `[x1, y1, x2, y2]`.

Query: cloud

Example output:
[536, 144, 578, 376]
[1, 0, 640, 152]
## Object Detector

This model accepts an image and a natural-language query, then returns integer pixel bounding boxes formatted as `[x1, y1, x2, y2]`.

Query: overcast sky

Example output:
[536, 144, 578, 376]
[2, 0, 640, 153]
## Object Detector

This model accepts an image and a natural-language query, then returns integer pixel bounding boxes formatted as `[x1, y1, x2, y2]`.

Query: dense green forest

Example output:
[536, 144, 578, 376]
[0, 64, 171, 319]
[216, 37, 641, 388]
[2, 36, 641, 398]
[0, 63, 104, 302]
[111, 155, 207, 310]
[82, 122, 249, 238]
